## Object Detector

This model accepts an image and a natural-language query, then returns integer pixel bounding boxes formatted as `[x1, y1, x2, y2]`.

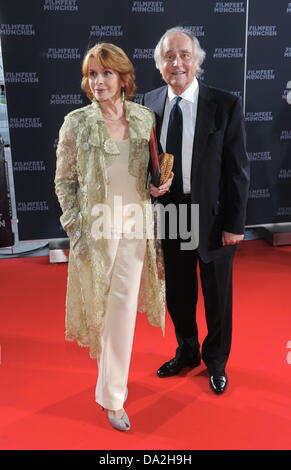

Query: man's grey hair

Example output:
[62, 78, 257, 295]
[154, 26, 206, 77]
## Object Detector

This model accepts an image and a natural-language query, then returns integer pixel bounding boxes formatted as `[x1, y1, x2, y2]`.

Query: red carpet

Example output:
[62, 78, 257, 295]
[1, 240, 291, 450]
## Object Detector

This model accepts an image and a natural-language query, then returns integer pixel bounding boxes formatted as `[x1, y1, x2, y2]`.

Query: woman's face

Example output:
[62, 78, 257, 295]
[88, 57, 124, 103]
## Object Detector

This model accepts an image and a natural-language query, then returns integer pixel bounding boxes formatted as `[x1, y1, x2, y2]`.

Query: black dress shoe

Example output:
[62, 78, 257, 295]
[157, 356, 201, 378]
[209, 374, 228, 394]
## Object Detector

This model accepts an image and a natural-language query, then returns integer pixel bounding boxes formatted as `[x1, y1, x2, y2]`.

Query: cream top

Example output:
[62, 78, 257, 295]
[106, 139, 143, 236]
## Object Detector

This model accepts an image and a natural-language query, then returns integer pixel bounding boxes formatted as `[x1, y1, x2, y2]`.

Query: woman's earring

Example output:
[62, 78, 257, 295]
[121, 87, 125, 102]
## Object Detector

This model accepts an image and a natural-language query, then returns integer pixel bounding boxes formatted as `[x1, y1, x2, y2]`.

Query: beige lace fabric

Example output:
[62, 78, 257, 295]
[55, 100, 166, 359]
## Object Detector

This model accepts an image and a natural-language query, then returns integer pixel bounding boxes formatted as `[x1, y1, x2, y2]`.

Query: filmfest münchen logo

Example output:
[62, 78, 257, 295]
[17, 201, 49, 212]
[247, 151, 272, 161]
[43, 0, 78, 10]
[284, 47, 291, 57]
[133, 49, 154, 59]
[287, 2, 291, 13]
[9, 118, 43, 128]
[214, 2, 245, 13]
[0, 24, 35, 35]
[213, 48, 243, 58]
[248, 26, 277, 37]
[131, 1, 165, 12]
[14, 161, 46, 172]
[90, 26, 123, 37]
[286, 80, 291, 104]
[249, 189, 270, 199]
[5, 72, 39, 83]
[277, 207, 291, 216]
[229, 90, 241, 97]
[50, 94, 83, 105]
[278, 169, 291, 179]
[46, 48, 80, 59]
[245, 112, 273, 122]
[280, 130, 291, 140]
[282, 82, 291, 102]
[184, 26, 205, 37]
[246, 70, 275, 80]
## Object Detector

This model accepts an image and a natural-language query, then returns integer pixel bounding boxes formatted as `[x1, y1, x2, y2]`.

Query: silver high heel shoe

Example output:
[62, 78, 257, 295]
[107, 409, 131, 431]
[106, 387, 130, 432]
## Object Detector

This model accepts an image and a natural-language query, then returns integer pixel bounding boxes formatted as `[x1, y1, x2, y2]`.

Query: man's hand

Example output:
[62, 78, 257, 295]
[222, 231, 244, 246]
[150, 172, 174, 198]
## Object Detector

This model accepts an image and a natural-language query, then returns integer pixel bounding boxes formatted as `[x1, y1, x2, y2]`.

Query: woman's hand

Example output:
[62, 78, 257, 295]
[150, 172, 174, 197]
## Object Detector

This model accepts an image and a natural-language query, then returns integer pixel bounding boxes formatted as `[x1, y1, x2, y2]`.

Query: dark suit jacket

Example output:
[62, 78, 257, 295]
[143, 81, 250, 263]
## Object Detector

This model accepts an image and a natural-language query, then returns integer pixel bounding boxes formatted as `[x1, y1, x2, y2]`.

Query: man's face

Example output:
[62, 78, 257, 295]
[159, 33, 197, 95]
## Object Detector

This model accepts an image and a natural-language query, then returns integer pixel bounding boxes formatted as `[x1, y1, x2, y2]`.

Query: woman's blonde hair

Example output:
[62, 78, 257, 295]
[81, 43, 136, 100]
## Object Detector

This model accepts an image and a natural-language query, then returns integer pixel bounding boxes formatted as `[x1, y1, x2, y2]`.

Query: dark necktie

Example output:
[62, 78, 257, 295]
[166, 96, 183, 202]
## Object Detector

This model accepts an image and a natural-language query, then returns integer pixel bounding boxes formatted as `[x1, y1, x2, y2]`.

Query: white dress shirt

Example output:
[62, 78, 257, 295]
[160, 77, 199, 194]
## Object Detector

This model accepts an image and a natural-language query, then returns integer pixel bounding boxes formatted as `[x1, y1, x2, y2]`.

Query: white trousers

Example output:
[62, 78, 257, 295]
[95, 236, 146, 410]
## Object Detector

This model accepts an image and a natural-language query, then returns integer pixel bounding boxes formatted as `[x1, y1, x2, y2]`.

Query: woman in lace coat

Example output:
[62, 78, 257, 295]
[55, 43, 172, 431]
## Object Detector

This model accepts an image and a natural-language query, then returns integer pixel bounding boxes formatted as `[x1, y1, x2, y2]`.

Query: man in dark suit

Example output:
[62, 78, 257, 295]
[144, 27, 250, 394]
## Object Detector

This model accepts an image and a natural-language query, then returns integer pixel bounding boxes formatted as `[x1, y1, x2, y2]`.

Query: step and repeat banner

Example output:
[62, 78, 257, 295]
[0, 0, 290, 240]
[246, 0, 291, 224]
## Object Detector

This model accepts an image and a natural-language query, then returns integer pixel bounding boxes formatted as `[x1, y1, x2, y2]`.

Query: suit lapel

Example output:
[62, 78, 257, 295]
[147, 86, 167, 144]
[191, 82, 217, 184]
[147, 83, 217, 185]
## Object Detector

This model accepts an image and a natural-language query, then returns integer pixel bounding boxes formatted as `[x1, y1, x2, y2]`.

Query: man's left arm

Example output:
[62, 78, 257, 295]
[222, 97, 250, 246]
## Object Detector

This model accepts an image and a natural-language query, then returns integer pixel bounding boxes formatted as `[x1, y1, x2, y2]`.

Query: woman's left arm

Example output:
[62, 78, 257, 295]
[55, 115, 80, 237]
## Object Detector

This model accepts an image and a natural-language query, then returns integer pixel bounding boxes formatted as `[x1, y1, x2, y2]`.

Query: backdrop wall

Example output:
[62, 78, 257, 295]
[0, 0, 290, 240]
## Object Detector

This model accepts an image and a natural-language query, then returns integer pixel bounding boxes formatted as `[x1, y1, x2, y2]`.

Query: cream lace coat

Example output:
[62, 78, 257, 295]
[55, 100, 165, 359]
